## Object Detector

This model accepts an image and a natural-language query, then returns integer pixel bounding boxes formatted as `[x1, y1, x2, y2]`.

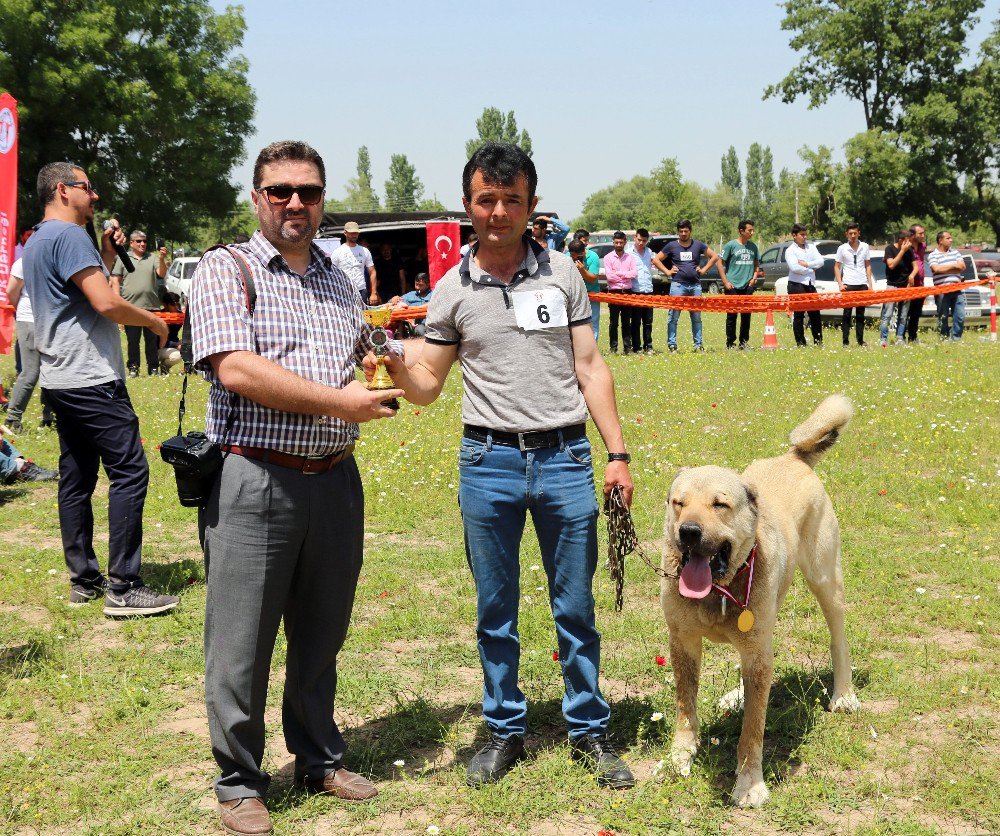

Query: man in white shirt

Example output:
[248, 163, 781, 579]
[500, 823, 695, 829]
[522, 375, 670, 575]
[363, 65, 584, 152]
[783, 223, 825, 347]
[330, 221, 377, 303]
[834, 223, 873, 347]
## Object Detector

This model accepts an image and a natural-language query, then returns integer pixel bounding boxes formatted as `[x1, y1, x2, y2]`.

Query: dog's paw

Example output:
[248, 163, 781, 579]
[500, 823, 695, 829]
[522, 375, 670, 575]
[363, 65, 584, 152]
[732, 771, 770, 808]
[830, 689, 860, 714]
[670, 743, 697, 777]
[718, 683, 745, 713]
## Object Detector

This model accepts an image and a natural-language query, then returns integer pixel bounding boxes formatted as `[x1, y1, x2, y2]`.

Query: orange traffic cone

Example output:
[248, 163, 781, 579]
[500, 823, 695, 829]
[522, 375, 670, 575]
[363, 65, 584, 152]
[762, 309, 779, 349]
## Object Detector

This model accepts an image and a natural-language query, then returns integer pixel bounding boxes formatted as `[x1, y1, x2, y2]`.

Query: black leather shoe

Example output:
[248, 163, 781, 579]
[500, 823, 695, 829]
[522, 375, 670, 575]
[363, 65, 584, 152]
[466, 733, 525, 787]
[570, 734, 635, 789]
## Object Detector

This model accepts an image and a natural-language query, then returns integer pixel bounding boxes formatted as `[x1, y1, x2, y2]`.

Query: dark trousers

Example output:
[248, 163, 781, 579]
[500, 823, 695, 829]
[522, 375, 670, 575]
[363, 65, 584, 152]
[840, 285, 867, 344]
[629, 295, 654, 351]
[43, 381, 149, 594]
[724, 285, 754, 347]
[125, 324, 160, 375]
[203, 453, 364, 801]
[607, 290, 635, 352]
[788, 281, 823, 346]
[905, 296, 923, 341]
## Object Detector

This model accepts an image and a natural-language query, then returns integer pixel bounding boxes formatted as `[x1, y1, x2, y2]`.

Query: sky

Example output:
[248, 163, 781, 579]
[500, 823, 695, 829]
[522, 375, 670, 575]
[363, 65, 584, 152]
[215, 0, 1000, 219]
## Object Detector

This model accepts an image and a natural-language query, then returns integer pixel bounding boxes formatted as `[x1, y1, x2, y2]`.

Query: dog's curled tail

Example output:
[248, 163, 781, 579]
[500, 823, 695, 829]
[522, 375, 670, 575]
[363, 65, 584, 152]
[789, 394, 853, 468]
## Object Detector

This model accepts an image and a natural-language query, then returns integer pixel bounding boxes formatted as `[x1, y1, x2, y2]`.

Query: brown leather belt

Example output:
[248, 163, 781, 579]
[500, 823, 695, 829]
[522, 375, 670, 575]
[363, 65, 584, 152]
[222, 443, 354, 474]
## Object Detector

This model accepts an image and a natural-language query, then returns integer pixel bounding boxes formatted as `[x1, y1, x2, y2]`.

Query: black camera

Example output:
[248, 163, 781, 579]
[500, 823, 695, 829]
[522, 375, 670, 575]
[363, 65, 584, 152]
[160, 431, 223, 507]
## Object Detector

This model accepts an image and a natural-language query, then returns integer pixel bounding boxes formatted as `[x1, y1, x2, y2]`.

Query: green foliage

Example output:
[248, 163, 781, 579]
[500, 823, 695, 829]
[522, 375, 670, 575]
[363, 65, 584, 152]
[744, 143, 777, 234]
[798, 145, 844, 237]
[836, 130, 910, 239]
[185, 198, 257, 251]
[465, 107, 532, 159]
[721, 146, 741, 194]
[416, 194, 448, 212]
[383, 153, 424, 212]
[765, 0, 984, 131]
[574, 174, 653, 232]
[0, 0, 255, 239]
[343, 145, 380, 212]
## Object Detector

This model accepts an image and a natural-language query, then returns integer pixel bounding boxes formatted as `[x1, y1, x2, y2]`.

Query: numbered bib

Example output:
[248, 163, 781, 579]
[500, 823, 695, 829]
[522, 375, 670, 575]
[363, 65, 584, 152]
[679, 251, 693, 262]
[511, 288, 568, 331]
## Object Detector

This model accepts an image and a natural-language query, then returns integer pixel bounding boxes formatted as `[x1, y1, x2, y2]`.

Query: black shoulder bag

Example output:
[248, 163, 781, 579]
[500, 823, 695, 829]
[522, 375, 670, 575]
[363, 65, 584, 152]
[160, 247, 256, 507]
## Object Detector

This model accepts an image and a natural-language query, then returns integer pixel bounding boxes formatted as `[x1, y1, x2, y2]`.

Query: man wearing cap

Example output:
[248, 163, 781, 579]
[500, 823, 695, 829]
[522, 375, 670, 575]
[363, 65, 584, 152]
[381, 142, 636, 791]
[331, 221, 377, 303]
[111, 230, 169, 376]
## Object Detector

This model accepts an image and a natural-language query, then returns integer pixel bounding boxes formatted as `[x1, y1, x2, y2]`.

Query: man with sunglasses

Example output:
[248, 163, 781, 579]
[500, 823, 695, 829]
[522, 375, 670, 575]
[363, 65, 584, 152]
[188, 140, 402, 836]
[21, 162, 176, 617]
[111, 230, 169, 376]
[834, 222, 873, 347]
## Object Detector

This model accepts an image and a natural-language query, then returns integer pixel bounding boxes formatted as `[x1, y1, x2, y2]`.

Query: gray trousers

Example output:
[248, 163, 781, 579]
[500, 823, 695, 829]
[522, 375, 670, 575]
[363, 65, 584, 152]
[202, 452, 364, 801]
[8, 320, 40, 421]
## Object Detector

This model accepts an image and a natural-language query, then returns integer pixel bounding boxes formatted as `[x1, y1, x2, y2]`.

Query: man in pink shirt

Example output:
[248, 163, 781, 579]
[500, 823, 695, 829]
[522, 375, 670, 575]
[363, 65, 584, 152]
[904, 224, 927, 343]
[604, 230, 638, 354]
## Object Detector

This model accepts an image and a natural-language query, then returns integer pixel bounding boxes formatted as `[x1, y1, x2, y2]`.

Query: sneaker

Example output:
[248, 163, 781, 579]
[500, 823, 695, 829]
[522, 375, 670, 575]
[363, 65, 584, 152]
[668, 345, 677, 353]
[69, 584, 105, 605]
[127, 368, 139, 379]
[3, 418, 23, 434]
[881, 340, 888, 348]
[103, 585, 179, 617]
[466, 733, 525, 787]
[693, 345, 705, 353]
[15, 461, 58, 482]
[570, 734, 635, 789]
[644, 347, 654, 355]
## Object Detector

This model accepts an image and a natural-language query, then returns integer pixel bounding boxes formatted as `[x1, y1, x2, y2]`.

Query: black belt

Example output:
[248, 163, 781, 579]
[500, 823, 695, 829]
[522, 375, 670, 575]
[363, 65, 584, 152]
[463, 423, 586, 451]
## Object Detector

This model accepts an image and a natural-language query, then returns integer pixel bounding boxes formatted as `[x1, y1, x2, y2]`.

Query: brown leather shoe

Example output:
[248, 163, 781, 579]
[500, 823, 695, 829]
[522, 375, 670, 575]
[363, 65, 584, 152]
[218, 797, 273, 836]
[301, 767, 378, 800]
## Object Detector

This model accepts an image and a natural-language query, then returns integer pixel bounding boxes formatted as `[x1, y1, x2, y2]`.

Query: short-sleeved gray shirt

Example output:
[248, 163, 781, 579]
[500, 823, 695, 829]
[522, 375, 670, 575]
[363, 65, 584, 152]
[21, 220, 126, 388]
[424, 237, 592, 433]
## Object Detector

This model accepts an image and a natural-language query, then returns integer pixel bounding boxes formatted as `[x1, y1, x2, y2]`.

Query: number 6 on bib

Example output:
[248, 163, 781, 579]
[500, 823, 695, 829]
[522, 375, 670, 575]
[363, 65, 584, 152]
[511, 288, 568, 331]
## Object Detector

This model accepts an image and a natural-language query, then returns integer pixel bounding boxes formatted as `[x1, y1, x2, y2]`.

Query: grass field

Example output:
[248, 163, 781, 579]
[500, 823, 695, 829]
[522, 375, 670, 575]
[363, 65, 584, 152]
[1, 311, 998, 835]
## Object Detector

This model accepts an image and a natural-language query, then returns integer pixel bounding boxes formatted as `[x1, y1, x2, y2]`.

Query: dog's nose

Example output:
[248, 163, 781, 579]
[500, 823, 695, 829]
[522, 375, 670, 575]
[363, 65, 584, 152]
[678, 522, 703, 547]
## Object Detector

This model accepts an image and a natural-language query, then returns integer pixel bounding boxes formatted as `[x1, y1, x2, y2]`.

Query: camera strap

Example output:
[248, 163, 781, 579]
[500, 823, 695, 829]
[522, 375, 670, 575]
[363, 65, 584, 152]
[175, 246, 258, 443]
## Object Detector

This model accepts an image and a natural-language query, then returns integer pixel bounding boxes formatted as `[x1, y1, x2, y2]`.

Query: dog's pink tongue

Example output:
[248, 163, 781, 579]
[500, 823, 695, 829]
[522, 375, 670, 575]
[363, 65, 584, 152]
[679, 555, 713, 598]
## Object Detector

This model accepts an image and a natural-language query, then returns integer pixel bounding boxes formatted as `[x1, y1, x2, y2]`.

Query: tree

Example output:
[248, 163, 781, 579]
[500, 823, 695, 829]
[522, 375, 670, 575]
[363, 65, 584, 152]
[383, 153, 424, 211]
[744, 143, 777, 233]
[0, 0, 255, 239]
[798, 145, 844, 237]
[764, 0, 983, 131]
[465, 107, 532, 159]
[574, 175, 653, 232]
[343, 145, 380, 211]
[721, 146, 742, 194]
[836, 130, 910, 240]
[417, 195, 448, 212]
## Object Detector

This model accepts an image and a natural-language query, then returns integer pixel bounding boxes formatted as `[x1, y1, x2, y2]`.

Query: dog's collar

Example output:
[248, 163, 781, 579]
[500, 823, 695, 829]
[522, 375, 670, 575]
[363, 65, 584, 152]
[712, 544, 756, 610]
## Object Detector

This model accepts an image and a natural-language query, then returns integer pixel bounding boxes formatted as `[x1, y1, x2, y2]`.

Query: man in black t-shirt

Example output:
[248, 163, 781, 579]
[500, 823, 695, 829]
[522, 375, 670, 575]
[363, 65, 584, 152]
[372, 242, 405, 301]
[880, 229, 919, 346]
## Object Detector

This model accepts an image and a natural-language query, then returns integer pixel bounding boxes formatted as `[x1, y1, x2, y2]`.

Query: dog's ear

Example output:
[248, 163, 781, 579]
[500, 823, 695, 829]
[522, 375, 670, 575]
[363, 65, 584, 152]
[742, 482, 758, 513]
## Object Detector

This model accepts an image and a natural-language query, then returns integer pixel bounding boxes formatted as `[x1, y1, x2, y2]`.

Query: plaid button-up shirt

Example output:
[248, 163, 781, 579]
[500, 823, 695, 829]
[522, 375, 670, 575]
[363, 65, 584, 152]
[189, 231, 373, 456]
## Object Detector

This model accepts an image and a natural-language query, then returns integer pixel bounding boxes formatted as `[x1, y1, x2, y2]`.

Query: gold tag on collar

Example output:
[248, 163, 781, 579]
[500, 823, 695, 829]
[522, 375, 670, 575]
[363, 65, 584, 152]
[737, 609, 755, 632]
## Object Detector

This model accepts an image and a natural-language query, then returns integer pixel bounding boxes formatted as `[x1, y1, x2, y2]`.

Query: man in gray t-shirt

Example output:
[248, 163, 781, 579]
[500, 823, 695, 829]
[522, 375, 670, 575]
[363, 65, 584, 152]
[381, 143, 636, 791]
[22, 161, 177, 618]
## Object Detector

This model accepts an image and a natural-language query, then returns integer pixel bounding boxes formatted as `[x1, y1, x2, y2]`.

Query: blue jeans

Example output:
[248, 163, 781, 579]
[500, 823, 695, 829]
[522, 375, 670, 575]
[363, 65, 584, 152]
[667, 282, 702, 348]
[458, 432, 609, 739]
[0, 438, 24, 483]
[591, 300, 601, 342]
[879, 299, 909, 342]
[936, 287, 965, 339]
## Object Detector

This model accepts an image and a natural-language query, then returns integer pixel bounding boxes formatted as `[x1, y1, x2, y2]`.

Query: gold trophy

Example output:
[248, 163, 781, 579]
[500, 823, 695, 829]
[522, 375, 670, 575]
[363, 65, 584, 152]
[362, 305, 400, 410]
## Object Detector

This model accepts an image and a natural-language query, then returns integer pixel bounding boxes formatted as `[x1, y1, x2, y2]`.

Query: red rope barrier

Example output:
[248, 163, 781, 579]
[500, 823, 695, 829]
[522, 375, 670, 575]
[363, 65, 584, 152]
[589, 280, 988, 313]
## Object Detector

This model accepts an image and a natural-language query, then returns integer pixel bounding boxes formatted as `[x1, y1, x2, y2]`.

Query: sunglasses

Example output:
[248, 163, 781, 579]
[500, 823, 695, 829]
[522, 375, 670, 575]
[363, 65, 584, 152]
[62, 180, 96, 193]
[257, 184, 324, 206]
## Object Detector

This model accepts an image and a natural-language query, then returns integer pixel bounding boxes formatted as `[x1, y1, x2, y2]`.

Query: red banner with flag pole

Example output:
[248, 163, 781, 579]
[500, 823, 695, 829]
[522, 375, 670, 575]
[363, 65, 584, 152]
[426, 220, 461, 288]
[0, 92, 18, 355]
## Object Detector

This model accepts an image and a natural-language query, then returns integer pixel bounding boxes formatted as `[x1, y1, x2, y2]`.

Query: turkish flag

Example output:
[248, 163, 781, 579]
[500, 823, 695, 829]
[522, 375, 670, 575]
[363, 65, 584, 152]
[0, 92, 18, 354]
[426, 221, 461, 288]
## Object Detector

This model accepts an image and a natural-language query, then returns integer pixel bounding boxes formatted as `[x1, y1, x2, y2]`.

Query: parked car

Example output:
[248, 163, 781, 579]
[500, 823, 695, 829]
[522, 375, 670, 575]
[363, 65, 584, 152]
[757, 240, 841, 290]
[164, 256, 201, 303]
[964, 250, 1000, 278]
[773, 252, 989, 322]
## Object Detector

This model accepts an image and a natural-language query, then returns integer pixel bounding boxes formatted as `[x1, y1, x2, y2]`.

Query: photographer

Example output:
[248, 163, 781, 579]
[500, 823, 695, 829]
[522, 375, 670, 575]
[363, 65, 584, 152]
[111, 230, 169, 376]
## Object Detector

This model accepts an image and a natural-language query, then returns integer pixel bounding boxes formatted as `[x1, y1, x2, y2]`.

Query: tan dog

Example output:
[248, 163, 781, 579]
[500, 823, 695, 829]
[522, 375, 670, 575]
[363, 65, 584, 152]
[660, 394, 860, 808]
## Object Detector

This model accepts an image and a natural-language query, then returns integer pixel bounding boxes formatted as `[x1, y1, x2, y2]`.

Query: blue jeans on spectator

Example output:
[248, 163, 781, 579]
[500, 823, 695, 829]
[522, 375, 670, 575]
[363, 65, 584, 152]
[43, 380, 149, 594]
[458, 432, 609, 740]
[591, 300, 601, 342]
[879, 300, 909, 343]
[668, 282, 702, 348]
[936, 287, 965, 339]
[0, 438, 24, 483]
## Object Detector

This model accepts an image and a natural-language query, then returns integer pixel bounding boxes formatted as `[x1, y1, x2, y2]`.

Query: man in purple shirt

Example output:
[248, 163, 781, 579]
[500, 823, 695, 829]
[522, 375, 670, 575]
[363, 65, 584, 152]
[603, 230, 638, 354]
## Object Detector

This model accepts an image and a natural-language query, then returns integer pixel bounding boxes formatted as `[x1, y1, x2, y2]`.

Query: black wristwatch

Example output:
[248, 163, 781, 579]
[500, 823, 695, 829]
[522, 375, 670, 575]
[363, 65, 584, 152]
[607, 452, 631, 464]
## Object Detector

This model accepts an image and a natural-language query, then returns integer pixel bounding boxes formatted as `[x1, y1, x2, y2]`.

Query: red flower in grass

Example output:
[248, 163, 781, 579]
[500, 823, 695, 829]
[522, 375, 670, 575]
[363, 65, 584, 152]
[598, 830, 618, 836]
[378, 590, 389, 599]
[655, 655, 667, 666]
[552, 651, 559, 661]
[878, 489, 887, 496]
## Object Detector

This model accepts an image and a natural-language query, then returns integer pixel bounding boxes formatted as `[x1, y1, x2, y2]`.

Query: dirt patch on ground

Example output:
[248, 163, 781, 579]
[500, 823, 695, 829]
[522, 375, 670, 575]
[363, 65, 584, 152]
[905, 628, 980, 653]
[364, 531, 450, 551]
[4, 526, 64, 553]
[0, 604, 51, 629]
